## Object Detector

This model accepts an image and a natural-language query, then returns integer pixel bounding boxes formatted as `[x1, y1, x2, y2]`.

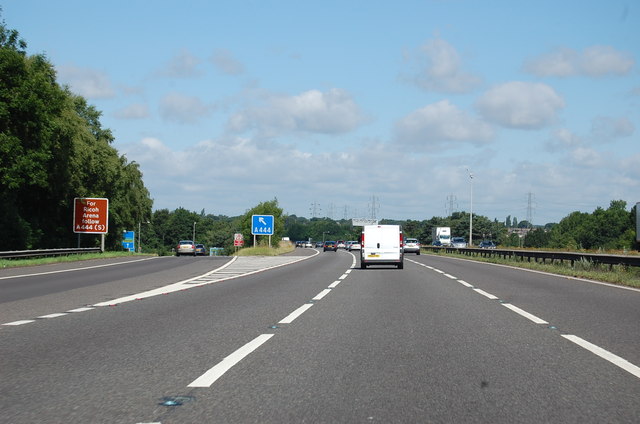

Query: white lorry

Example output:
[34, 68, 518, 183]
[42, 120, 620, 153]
[432, 227, 451, 246]
[360, 225, 404, 269]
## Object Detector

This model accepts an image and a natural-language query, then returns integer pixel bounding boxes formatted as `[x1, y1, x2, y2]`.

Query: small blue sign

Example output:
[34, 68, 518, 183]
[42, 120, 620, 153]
[252, 215, 274, 235]
[122, 231, 135, 252]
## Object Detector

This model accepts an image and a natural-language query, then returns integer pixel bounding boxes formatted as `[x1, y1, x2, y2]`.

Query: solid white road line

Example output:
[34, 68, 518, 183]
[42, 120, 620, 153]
[188, 334, 274, 388]
[279, 304, 314, 324]
[502, 303, 548, 324]
[339, 273, 348, 280]
[67, 307, 95, 313]
[312, 289, 332, 301]
[0, 256, 158, 280]
[561, 335, 640, 379]
[444, 273, 457, 279]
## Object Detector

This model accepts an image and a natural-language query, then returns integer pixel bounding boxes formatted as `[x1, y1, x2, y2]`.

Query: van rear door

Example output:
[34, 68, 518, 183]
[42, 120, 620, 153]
[360, 225, 404, 269]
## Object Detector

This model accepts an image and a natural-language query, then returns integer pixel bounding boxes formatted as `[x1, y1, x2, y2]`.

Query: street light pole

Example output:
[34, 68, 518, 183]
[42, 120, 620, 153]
[138, 220, 150, 253]
[193, 222, 196, 243]
[467, 169, 473, 247]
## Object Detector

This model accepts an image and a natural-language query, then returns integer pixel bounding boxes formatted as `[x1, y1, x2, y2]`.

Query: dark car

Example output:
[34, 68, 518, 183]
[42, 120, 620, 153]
[195, 244, 207, 255]
[432, 240, 443, 247]
[479, 240, 497, 249]
[323, 241, 338, 252]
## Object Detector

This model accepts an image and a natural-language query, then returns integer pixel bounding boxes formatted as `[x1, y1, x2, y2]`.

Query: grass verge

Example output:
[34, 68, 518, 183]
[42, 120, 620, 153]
[0, 251, 151, 269]
[235, 242, 296, 256]
[423, 249, 640, 289]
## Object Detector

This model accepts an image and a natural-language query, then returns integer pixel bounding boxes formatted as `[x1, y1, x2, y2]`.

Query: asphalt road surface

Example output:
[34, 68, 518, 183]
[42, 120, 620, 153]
[1, 250, 639, 423]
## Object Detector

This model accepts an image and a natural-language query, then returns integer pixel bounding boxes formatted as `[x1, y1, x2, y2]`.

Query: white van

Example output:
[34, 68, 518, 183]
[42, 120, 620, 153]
[360, 225, 404, 269]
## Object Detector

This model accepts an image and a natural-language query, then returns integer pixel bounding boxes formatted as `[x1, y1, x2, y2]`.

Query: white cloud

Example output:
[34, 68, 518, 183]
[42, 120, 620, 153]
[545, 128, 583, 152]
[590, 116, 634, 142]
[524, 45, 635, 77]
[117, 132, 639, 225]
[547, 116, 634, 152]
[620, 154, 640, 181]
[158, 49, 203, 78]
[569, 147, 607, 168]
[475, 82, 564, 129]
[395, 100, 494, 149]
[402, 38, 482, 93]
[159, 93, 213, 124]
[211, 48, 244, 75]
[227, 88, 366, 136]
[57, 65, 115, 99]
[113, 103, 150, 120]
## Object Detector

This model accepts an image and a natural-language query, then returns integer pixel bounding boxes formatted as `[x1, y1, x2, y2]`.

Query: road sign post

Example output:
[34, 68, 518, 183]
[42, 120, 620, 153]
[73, 198, 109, 252]
[251, 215, 274, 248]
[234, 232, 244, 253]
[122, 231, 135, 252]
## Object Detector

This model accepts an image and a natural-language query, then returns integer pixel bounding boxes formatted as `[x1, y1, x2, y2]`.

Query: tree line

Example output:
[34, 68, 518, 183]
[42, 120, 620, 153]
[0, 16, 152, 251]
[138, 199, 638, 255]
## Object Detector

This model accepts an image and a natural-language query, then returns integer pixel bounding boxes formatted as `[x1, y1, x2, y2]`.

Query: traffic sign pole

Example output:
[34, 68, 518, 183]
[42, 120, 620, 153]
[251, 215, 275, 247]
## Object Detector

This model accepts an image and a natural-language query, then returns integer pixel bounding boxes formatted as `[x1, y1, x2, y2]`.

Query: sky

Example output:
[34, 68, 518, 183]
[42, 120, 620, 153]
[4, 0, 639, 224]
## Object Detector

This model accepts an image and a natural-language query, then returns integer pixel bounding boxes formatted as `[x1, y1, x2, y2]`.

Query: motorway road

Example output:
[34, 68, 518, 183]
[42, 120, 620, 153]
[1, 250, 639, 423]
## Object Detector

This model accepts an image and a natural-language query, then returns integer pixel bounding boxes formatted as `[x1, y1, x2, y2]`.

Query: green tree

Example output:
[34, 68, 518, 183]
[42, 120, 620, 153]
[0, 19, 152, 250]
[523, 228, 550, 248]
[238, 199, 285, 247]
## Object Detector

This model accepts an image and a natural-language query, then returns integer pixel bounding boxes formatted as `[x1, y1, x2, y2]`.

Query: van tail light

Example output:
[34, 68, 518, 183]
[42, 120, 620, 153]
[400, 233, 403, 247]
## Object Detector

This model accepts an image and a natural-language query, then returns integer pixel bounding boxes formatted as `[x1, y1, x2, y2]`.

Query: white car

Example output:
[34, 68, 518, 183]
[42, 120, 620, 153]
[176, 240, 196, 256]
[403, 238, 421, 255]
[451, 237, 468, 248]
[348, 241, 361, 251]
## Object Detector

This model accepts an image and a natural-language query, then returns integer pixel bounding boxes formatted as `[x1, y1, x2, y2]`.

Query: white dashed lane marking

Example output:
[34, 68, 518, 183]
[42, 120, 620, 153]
[188, 334, 275, 388]
[406, 257, 640, 381]
[1, 254, 318, 328]
[279, 304, 315, 324]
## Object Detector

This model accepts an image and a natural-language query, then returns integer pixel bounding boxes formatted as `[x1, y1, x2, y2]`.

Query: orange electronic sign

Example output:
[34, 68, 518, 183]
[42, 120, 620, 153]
[73, 198, 109, 234]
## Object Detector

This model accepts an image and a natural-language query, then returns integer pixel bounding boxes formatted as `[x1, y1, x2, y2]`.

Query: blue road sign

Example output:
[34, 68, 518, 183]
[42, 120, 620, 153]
[122, 231, 135, 252]
[252, 215, 274, 235]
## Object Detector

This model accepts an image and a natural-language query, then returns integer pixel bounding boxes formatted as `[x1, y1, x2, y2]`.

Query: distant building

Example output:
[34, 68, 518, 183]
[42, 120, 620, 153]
[507, 227, 533, 237]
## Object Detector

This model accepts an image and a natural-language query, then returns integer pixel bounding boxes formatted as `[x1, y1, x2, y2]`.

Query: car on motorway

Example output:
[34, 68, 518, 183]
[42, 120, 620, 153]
[451, 237, 468, 248]
[337, 240, 346, 249]
[195, 243, 207, 255]
[348, 241, 361, 251]
[315, 241, 324, 248]
[479, 240, 497, 249]
[176, 240, 196, 256]
[323, 241, 338, 252]
[431, 240, 443, 247]
[403, 238, 421, 255]
[304, 241, 313, 248]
